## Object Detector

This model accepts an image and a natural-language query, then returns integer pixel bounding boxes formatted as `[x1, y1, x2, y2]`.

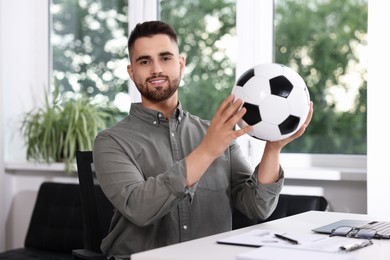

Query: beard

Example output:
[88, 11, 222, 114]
[135, 73, 181, 102]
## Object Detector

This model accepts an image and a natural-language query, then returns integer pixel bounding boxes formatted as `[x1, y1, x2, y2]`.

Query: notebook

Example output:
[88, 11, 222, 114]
[312, 219, 390, 239]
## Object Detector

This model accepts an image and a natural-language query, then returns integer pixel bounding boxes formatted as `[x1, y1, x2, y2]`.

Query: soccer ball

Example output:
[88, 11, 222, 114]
[232, 63, 310, 141]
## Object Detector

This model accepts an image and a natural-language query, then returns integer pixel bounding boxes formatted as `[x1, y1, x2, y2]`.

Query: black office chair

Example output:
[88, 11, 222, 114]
[0, 182, 84, 260]
[72, 151, 114, 260]
[232, 194, 328, 229]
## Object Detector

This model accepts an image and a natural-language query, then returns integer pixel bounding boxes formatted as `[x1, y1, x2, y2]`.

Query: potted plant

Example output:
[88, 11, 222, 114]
[21, 87, 116, 173]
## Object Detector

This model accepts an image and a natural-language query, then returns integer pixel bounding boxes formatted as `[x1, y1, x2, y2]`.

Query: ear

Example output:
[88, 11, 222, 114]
[127, 64, 134, 80]
[179, 54, 186, 74]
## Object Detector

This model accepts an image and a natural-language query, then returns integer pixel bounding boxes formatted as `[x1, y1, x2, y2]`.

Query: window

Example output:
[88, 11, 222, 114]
[52, 0, 366, 156]
[274, 0, 367, 154]
[51, 0, 130, 114]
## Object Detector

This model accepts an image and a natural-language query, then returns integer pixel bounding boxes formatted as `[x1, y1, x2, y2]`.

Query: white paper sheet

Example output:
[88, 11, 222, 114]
[236, 246, 355, 260]
[217, 229, 360, 253]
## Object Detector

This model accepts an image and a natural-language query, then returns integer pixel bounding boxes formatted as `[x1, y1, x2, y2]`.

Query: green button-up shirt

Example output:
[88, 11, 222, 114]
[93, 102, 284, 259]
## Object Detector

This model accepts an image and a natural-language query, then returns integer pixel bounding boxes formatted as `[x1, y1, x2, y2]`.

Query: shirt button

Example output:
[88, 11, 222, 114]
[158, 113, 162, 118]
[171, 133, 175, 137]
[153, 121, 157, 125]
[183, 225, 188, 230]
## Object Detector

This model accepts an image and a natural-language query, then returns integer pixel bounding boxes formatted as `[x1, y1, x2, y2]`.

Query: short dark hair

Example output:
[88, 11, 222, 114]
[128, 21, 178, 60]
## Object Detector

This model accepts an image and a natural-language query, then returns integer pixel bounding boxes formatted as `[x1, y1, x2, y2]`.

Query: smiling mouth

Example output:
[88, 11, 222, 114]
[148, 77, 167, 85]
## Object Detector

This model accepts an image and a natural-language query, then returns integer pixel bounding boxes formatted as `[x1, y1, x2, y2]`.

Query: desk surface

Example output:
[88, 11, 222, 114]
[131, 211, 390, 260]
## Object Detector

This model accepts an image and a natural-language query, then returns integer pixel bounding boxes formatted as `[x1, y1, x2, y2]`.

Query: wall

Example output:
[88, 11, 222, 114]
[367, 1, 390, 218]
[0, 0, 49, 251]
[0, 0, 5, 251]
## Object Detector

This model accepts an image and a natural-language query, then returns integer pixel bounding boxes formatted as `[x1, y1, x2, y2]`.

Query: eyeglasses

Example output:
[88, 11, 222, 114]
[330, 226, 378, 239]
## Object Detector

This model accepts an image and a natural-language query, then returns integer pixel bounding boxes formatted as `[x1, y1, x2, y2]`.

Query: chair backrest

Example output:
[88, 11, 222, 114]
[265, 194, 328, 221]
[76, 150, 114, 253]
[24, 182, 84, 252]
[232, 194, 328, 229]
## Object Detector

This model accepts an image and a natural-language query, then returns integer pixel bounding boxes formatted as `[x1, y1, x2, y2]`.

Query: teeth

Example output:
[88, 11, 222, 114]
[151, 79, 165, 83]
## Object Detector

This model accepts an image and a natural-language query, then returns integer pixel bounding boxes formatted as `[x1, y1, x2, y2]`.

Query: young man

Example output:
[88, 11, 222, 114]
[93, 20, 313, 259]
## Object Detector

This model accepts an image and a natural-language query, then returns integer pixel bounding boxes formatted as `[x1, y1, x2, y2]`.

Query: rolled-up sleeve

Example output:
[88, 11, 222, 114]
[230, 141, 284, 221]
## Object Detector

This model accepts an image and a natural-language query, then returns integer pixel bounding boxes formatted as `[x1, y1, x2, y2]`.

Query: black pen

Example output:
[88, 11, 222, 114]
[274, 233, 299, 244]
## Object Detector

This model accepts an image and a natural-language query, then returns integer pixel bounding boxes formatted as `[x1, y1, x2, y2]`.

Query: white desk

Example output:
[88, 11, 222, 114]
[131, 211, 390, 260]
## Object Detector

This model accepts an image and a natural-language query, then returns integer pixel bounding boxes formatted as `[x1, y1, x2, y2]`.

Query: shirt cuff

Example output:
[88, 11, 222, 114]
[246, 165, 285, 198]
[163, 160, 197, 202]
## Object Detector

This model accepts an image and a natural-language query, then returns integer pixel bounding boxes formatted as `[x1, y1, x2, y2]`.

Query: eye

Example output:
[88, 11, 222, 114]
[138, 60, 149, 65]
[161, 56, 172, 62]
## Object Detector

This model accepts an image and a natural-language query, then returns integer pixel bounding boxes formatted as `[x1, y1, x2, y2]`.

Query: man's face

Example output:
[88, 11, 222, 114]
[127, 34, 186, 102]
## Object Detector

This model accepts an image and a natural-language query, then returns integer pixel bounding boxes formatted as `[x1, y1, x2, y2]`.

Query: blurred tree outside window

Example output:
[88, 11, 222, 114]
[274, 0, 367, 154]
[51, 0, 129, 119]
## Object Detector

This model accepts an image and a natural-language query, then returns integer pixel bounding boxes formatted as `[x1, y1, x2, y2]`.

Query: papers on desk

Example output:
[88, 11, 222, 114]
[237, 247, 354, 260]
[217, 229, 360, 260]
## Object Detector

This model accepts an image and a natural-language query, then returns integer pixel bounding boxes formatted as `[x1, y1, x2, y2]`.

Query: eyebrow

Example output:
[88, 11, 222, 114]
[135, 51, 175, 63]
[159, 51, 174, 57]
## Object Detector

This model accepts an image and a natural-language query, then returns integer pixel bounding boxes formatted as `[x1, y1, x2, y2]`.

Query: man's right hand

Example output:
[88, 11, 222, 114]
[185, 94, 252, 186]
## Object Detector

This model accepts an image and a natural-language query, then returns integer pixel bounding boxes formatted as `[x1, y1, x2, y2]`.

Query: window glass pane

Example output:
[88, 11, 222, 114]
[51, 0, 129, 114]
[274, 0, 367, 154]
[159, 0, 236, 120]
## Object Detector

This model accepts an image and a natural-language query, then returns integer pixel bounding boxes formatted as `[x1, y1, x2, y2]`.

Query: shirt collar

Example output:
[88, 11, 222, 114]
[130, 102, 184, 125]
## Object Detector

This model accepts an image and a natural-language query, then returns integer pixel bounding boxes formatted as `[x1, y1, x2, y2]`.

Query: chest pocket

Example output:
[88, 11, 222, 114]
[197, 154, 230, 191]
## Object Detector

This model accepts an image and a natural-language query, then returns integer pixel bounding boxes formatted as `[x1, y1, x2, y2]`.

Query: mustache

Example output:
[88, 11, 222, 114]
[147, 74, 168, 81]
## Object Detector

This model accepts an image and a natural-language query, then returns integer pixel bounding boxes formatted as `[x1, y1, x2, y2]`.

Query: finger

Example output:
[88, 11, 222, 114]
[304, 101, 314, 125]
[228, 103, 246, 124]
[279, 102, 313, 144]
[293, 101, 313, 136]
[215, 94, 236, 117]
[224, 98, 244, 120]
[232, 124, 253, 138]
[286, 107, 313, 140]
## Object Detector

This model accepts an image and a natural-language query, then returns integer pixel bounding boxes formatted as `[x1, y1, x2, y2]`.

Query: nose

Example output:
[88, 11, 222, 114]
[151, 60, 163, 75]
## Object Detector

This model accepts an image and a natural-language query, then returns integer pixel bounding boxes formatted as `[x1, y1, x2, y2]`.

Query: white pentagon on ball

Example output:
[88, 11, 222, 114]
[231, 63, 310, 141]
